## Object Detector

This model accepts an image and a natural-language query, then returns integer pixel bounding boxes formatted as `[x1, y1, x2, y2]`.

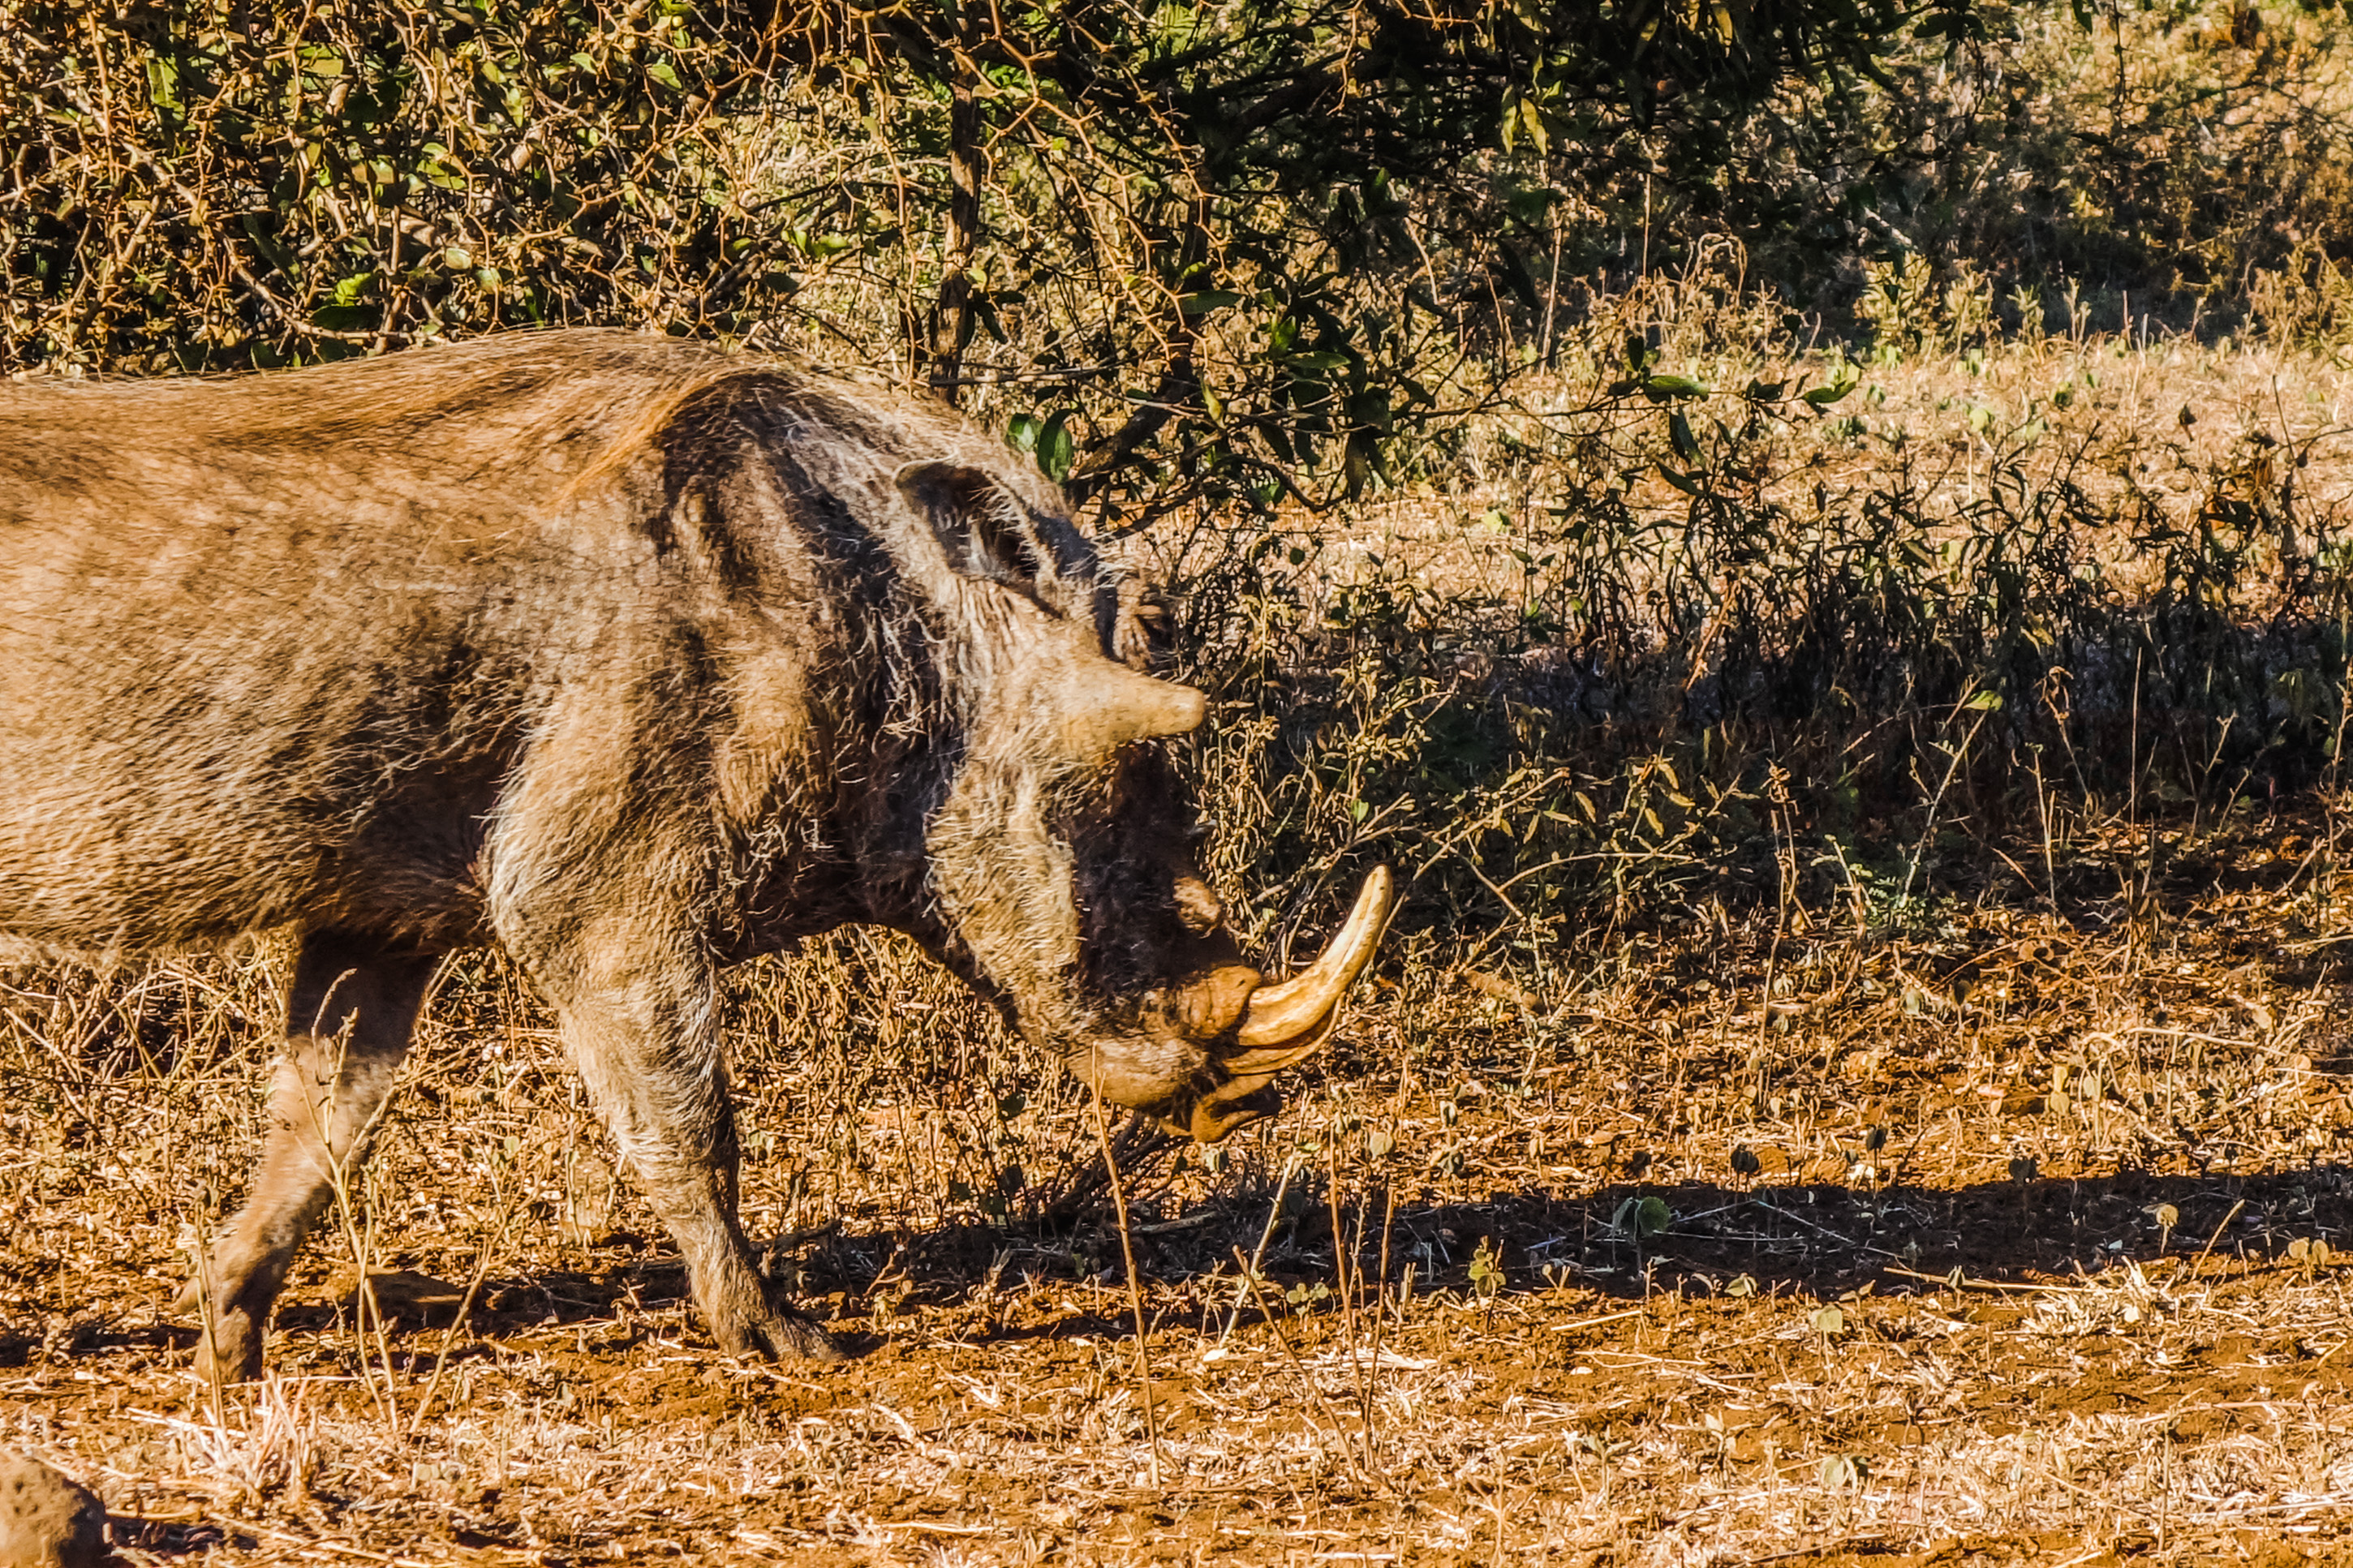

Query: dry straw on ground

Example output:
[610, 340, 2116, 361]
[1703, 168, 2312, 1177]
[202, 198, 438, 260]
[5, 845, 2351, 1566]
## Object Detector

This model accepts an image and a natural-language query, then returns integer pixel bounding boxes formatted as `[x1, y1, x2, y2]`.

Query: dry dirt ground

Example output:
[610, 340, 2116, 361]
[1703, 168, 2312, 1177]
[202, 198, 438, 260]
[4, 810, 2353, 1566]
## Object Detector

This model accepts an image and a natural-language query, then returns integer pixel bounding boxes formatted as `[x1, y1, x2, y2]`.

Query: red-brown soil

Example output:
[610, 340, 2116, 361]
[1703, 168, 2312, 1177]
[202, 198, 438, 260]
[6, 812, 2353, 1564]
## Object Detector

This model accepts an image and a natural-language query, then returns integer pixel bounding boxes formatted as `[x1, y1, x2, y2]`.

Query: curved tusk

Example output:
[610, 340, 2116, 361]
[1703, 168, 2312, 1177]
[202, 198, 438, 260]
[1233, 865, 1395, 1053]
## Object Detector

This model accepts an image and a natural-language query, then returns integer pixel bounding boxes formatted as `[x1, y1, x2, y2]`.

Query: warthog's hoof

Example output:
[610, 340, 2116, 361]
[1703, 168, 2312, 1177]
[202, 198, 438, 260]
[0, 1451, 105, 1568]
[171, 1281, 265, 1385]
[725, 1307, 846, 1364]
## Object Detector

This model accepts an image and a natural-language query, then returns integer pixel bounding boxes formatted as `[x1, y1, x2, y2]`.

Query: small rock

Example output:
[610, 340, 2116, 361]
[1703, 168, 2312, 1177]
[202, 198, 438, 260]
[0, 1452, 105, 1568]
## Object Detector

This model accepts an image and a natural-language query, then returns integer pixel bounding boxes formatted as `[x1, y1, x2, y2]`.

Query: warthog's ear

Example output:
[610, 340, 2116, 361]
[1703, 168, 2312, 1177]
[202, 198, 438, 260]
[895, 460, 1059, 596]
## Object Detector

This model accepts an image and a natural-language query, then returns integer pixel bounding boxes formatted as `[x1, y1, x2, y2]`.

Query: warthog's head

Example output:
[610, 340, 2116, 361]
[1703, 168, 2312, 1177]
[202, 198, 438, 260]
[882, 458, 1391, 1141]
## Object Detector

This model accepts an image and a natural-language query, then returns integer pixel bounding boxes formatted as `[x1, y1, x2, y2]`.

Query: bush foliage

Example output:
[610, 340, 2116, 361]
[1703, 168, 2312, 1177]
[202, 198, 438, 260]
[4, 0, 1948, 513]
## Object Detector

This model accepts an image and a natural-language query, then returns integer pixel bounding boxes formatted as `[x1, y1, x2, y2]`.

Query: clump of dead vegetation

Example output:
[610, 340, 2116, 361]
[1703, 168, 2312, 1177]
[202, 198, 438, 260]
[1174, 266, 2353, 980]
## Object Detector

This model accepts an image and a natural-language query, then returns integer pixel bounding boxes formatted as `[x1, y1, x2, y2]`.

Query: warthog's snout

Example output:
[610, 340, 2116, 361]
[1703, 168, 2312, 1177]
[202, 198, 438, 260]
[1175, 866, 1396, 1141]
[1066, 865, 1396, 1142]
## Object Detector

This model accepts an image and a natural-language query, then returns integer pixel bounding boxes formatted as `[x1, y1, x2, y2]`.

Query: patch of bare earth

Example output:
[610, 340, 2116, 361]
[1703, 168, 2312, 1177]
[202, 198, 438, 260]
[6, 819, 2353, 1565]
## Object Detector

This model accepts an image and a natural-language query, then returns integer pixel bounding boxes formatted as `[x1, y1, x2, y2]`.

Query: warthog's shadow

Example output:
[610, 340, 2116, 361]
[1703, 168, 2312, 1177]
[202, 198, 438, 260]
[813, 1160, 2351, 1338]
[201, 1159, 2348, 1362]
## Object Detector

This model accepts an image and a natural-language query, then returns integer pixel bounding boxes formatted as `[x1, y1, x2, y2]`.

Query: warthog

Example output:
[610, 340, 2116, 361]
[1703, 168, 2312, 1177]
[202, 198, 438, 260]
[0, 330, 1391, 1377]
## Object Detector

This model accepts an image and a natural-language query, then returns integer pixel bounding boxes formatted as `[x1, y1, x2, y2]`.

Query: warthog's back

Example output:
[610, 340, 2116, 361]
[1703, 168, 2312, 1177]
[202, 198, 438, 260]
[0, 332, 803, 956]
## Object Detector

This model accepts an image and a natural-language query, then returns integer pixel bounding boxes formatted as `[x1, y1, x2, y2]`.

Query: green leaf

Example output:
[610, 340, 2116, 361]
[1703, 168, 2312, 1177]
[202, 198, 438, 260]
[1179, 290, 1242, 316]
[1512, 97, 1551, 157]
[239, 213, 298, 277]
[1612, 1195, 1672, 1239]
[1038, 410, 1076, 483]
[146, 56, 181, 111]
[1645, 373, 1709, 399]
[1964, 689, 2003, 711]
[645, 60, 683, 92]
[1802, 365, 1860, 407]
[1006, 412, 1042, 454]
[1668, 409, 1699, 463]
[1468, 1237, 1504, 1297]
[970, 294, 1007, 344]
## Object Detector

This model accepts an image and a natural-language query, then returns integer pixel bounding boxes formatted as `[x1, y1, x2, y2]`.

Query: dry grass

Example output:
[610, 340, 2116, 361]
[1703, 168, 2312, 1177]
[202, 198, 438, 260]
[6, 322, 2353, 1566]
[6, 834, 2352, 1566]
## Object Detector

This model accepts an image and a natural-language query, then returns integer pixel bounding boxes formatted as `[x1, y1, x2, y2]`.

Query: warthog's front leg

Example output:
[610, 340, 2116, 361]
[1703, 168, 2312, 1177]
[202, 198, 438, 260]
[179, 933, 440, 1382]
[528, 921, 840, 1362]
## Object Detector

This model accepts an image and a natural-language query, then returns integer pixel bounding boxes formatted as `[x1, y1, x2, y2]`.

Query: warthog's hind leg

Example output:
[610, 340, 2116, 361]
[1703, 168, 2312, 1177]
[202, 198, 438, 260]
[177, 933, 439, 1382]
